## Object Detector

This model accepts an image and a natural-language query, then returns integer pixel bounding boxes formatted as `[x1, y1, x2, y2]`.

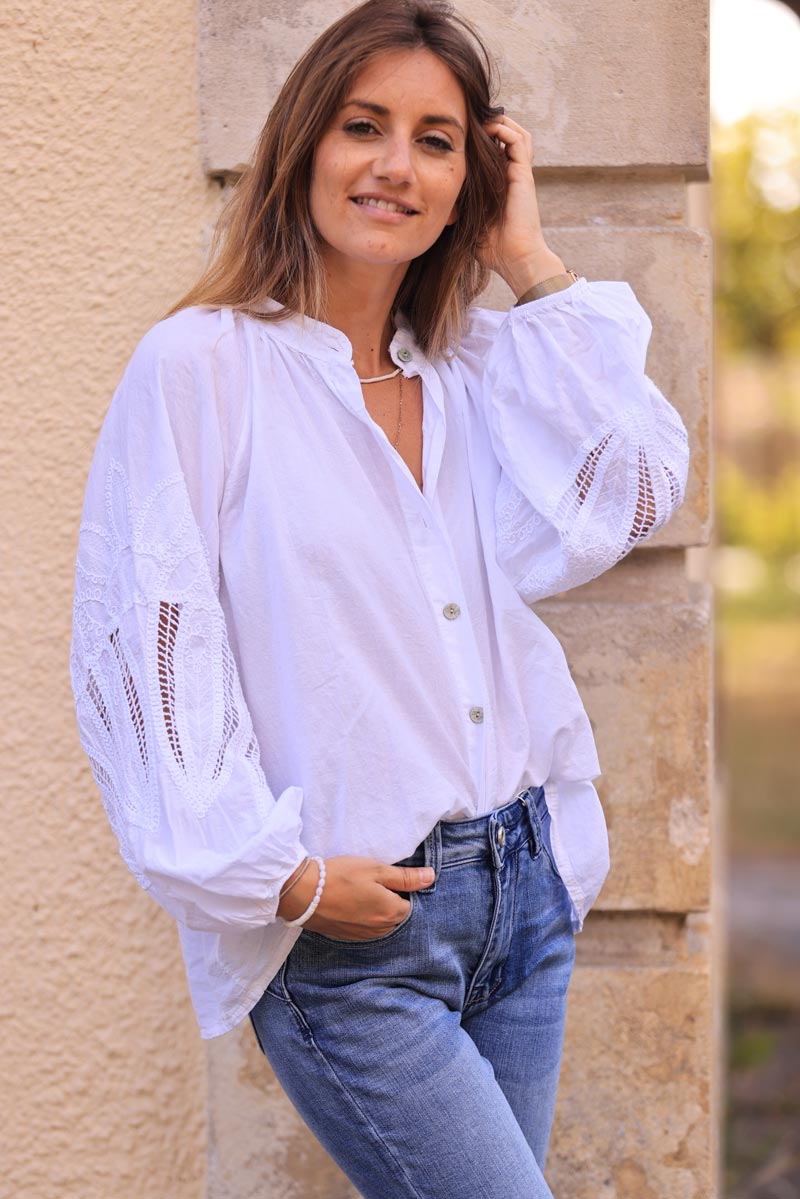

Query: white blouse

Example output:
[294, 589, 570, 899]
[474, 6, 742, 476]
[70, 277, 690, 1038]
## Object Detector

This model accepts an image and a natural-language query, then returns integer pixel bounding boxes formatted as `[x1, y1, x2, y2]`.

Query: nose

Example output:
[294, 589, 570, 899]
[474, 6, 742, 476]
[373, 135, 415, 184]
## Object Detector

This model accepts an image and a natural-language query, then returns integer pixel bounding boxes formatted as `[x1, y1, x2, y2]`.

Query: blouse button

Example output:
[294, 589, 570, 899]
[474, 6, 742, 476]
[469, 706, 484, 724]
[397, 348, 413, 363]
[443, 603, 461, 620]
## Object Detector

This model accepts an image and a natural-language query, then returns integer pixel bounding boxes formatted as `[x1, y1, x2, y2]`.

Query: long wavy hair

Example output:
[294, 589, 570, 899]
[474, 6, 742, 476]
[167, 0, 507, 358]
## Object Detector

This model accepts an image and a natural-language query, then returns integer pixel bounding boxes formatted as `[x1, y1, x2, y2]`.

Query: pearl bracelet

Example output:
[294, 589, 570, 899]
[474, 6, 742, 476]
[284, 855, 326, 927]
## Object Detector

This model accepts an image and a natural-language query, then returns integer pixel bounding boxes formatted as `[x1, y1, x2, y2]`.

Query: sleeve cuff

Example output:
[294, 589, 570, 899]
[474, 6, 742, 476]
[509, 276, 646, 322]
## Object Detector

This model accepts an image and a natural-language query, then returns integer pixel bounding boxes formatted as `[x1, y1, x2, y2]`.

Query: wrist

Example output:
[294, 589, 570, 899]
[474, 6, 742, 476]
[501, 248, 567, 300]
[514, 268, 579, 307]
[277, 858, 321, 920]
[279, 856, 309, 895]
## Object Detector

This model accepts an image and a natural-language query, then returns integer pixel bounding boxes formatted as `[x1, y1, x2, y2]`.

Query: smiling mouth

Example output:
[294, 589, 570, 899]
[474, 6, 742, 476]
[351, 197, 418, 215]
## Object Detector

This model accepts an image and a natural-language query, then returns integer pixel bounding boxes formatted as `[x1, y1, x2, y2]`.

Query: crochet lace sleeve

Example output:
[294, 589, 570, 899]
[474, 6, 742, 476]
[460, 278, 690, 603]
[69, 314, 308, 932]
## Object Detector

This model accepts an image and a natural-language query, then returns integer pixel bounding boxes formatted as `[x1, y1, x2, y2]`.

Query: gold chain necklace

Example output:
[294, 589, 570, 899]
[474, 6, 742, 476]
[358, 366, 403, 449]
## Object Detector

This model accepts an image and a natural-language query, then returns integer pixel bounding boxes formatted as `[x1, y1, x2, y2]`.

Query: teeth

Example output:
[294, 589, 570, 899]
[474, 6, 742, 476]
[355, 197, 414, 214]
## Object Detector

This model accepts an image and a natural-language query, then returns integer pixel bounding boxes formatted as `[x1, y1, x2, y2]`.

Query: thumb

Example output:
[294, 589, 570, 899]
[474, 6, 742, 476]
[381, 864, 435, 892]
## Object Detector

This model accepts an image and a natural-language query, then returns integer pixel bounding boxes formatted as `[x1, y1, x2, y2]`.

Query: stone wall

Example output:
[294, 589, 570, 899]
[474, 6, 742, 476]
[199, 3, 717, 1198]
[2, 1, 714, 1195]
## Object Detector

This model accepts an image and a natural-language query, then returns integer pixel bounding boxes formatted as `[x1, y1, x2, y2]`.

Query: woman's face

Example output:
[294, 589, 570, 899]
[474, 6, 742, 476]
[309, 49, 469, 274]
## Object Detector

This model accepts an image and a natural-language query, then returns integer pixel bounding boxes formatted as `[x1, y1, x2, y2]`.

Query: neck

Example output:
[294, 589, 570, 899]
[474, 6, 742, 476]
[321, 252, 408, 378]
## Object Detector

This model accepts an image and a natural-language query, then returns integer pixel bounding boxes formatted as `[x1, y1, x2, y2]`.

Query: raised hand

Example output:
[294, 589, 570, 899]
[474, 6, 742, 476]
[478, 113, 567, 298]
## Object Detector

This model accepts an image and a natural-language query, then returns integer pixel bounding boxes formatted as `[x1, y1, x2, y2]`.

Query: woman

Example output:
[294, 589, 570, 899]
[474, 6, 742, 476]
[70, 1, 690, 1195]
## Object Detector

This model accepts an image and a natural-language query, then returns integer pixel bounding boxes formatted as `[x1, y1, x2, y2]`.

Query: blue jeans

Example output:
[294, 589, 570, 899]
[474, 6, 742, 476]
[249, 785, 576, 1198]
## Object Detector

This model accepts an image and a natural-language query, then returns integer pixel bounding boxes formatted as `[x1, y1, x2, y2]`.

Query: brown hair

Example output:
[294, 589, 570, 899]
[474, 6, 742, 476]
[168, 0, 507, 357]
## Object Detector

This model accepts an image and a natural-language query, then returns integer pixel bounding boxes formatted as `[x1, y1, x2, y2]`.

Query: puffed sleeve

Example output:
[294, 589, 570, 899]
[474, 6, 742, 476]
[69, 308, 309, 932]
[457, 277, 690, 602]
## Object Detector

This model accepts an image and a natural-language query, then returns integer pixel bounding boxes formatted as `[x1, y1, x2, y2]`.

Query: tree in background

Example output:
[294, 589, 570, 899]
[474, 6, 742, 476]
[712, 109, 800, 616]
[713, 109, 800, 356]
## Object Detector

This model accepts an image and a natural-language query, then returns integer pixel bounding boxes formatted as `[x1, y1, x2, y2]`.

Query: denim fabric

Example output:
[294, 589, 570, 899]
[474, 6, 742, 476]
[249, 786, 576, 1198]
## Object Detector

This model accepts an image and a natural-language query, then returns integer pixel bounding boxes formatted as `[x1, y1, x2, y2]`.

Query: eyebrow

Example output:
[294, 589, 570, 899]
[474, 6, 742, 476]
[342, 99, 465, 136]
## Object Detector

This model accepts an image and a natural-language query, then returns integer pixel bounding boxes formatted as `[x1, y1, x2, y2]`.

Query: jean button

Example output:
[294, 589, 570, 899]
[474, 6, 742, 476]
[497, 826, 506, 847]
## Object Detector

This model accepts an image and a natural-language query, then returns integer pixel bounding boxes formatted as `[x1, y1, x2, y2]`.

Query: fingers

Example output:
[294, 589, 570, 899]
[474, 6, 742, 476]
[483, 114, 534, 165]
[300, 857, 416, 939]
[380, 863, 435, 892]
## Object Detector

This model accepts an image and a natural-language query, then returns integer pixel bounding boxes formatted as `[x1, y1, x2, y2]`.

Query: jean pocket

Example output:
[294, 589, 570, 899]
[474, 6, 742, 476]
[299, 891, 416, 947]
[531, 801, 564, 886]
[539, 837, 564, 886]
[264, 958, 289, 1000]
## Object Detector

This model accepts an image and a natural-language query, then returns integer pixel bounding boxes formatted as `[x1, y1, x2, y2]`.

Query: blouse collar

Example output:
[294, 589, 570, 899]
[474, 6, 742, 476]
[248, 299, 430, 377]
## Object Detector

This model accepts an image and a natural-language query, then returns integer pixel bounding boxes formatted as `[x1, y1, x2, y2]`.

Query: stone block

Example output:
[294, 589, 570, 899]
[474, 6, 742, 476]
[535, 175, 693, 228]
[198, 0, 708, 176]
[550, 940, 714, 1198]
[536, 574, 712, 913]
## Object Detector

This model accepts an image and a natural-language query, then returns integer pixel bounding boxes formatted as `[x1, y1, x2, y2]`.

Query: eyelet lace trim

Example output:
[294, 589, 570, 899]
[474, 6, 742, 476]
[495, 395, 690, 600]
[71, 459, 269, 877]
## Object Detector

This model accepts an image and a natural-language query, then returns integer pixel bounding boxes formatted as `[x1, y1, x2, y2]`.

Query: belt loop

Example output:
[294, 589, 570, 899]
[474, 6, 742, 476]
[421, 821, 441, 891]
[523, 786, 542, 858]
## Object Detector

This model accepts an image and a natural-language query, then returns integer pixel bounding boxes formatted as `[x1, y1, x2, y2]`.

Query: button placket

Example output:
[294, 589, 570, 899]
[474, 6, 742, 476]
[400, 463, 486, 794]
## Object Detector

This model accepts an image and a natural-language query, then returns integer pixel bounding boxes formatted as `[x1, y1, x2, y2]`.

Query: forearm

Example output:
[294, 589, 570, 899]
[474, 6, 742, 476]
[501, 245, 567, 301]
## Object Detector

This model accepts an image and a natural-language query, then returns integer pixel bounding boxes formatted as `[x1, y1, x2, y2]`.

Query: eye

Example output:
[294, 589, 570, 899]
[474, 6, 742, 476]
[419, 134, 454, 153]
[343, 119, 378, 136]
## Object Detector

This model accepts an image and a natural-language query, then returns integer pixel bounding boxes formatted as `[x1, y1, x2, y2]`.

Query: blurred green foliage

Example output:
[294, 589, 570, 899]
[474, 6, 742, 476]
[718, 459, 800, 555]
[713, 110, 800, 355]
[729, 1025, 778, 1071]
[713, 111, 800, 621]
[714, 112, 800, 1197]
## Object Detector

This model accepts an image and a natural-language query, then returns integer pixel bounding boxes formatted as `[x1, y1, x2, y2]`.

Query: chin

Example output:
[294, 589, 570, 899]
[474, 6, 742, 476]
[359, 247, 419, 265]
[321, 221, 444, 270]
[327, 239, 425, 269]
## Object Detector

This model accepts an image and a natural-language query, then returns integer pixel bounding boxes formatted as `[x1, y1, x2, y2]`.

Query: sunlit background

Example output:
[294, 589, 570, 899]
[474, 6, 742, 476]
[709, 0, 800, 1194]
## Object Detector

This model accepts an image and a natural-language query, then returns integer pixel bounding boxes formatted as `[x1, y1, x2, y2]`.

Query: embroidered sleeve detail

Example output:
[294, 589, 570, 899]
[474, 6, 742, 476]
[495, 385, 690, 603]
[453, 281, 692, 604]
[72, 460, 270, 841]
[71, 450, 311, 932]
[70, 315, 311, 933]
[157, 600, 183, 770]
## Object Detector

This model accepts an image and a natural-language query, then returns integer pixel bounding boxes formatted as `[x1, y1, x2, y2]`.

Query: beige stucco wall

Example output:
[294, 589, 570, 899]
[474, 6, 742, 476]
[1, 2, 218, 1195]
[2, 1, 714, 1197]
